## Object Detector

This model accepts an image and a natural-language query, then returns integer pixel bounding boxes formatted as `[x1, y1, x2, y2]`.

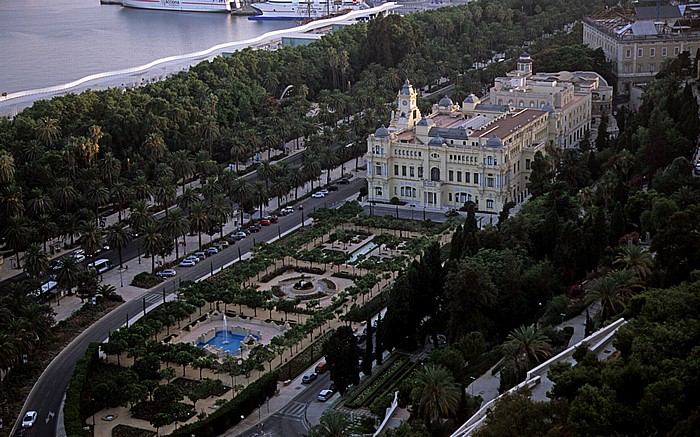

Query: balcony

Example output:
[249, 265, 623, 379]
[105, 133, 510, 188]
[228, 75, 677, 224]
[423, 180, 442, 188]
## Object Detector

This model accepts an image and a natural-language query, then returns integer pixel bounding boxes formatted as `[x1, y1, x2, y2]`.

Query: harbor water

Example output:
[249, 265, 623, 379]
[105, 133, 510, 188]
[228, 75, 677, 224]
[0, 0, 296, 95]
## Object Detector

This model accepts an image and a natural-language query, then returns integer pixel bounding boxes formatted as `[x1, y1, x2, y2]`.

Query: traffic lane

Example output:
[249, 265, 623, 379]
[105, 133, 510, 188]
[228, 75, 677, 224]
[16, 178, 360, 437]
[238, 372, 332, 437]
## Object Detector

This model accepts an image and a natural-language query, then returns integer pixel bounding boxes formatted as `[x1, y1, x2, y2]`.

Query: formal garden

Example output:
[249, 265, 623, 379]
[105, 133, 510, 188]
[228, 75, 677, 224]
[63, 202, 455, 436]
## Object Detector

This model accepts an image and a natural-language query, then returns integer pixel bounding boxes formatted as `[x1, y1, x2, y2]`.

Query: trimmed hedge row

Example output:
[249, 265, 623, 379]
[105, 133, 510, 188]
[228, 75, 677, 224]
[65, 342, 100, 437]
[278, 330, 334, 382]
[344, 353, 409, 409]
[170, 371, 279, 437]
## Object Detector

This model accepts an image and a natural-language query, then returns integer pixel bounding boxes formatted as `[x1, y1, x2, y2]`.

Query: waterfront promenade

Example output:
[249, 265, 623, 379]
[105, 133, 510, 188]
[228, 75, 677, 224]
[0, 2, 399, 118]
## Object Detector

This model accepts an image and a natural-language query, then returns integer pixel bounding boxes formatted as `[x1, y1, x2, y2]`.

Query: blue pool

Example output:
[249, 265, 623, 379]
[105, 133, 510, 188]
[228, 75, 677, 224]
[196, 331, 258, 354]
[348, 242, 378, 263]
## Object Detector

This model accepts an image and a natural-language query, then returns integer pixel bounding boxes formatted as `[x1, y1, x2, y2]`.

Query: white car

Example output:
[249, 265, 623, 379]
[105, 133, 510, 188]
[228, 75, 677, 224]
[318, 189, 329, 195]
[318, 389, 334, 402]
[179, 259, 196, 267]
[156, 269, 176, 278]
[311, 192, 326, 198]
[22, 410, 37, 428]
[184, 255, 200, 263]
[280, 206, 294, 215]
[71, 253, 86, 263]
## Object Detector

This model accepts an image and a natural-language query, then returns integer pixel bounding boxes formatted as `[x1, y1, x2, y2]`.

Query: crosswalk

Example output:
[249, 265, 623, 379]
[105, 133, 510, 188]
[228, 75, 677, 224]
[144, 293, 163, 305]
[274, 401, 307, 422]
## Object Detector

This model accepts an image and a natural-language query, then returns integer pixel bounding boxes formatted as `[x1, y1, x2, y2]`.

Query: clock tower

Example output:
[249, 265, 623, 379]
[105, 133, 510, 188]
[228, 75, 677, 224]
[393, 79, 421, 130]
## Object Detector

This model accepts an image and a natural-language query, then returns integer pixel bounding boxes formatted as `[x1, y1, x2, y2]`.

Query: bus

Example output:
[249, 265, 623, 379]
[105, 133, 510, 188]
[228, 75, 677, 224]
[87, 258, 114, 274]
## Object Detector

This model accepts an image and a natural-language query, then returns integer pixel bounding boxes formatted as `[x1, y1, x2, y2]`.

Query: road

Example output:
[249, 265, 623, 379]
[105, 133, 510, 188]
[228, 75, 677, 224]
[13, 179, 362, 437]
[237, 372, 333, 437]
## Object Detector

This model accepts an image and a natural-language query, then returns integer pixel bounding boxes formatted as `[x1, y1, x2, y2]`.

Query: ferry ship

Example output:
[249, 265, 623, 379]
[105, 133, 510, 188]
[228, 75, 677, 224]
[122, 0, 233, 13]
[249, 0, 369, 20]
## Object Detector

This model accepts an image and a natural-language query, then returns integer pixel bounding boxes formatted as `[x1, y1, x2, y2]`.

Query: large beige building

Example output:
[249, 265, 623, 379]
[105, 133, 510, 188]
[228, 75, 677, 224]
[365, 79, 548, 213]
[365, 57, 601, 212]
[583, 4, 700, 93]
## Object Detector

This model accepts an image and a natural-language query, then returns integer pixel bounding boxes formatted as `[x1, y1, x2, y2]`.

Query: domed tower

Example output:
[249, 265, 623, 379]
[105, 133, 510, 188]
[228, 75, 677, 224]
[516, 52, 533, 77]
[394, 79, 421, 130]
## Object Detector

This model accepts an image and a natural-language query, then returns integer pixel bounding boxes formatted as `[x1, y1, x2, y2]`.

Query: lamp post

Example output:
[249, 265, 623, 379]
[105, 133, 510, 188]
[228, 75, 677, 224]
[423, 206, 426, 221]
[469, 377, 476, 396]
[410, 204, 415, 220]
[560, 313, 566, 324]
[118, 268, 124, 288]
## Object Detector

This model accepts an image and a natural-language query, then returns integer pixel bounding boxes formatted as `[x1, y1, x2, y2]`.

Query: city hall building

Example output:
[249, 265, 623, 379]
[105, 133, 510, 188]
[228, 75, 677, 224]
[365, 54, 600, 212]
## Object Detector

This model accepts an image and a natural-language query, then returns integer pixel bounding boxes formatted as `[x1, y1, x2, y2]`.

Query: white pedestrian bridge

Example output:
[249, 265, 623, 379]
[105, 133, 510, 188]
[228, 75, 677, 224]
[0, 2, 399, 118]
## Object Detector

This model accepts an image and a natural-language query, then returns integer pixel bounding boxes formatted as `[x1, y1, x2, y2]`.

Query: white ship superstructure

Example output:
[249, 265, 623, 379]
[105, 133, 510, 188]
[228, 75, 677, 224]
[249, 0, 368, 20]
[122, 0, 232, 13]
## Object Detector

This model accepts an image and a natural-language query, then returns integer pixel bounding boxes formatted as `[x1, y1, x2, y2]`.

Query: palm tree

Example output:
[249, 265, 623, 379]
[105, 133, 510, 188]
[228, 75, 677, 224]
[288, 165, 305, 200]
[410, 364, 461, 426]
[59, 212, 79, 246]
[161, 208, 190, 259]
[0, 149, 17, 184]
[230, 177, 253, 224]
[26, 188, 54, 217]
[79, 221, 103, 257]
[22, 243, 50, 279]
[210, 194, 230, 238]
[35, 213, 58, 251]
[56, 256, 83, 295]
[177, 187, 199, 211]
[34, 116, 62, 148]
[2, 216, 31, 266]
[105, 223, 131, 268]
[129, 200, 154, 235]
[84, 182, 110, 227]
[585, 275, 626, 321]
[170, 149, 195, 195]
[153, 176, 177, 217]
[252, 181, 269, 219]
[140, 221, 165, 275]
[19, 302, 54, 344]
[98, 151, 121, 188]
[131, 175, 153, 202]
[614, 244, 654, 279]
[188, 202, 210, 250]
[143, 132, 167, 162]
[0, 332, 19, 369]
[257, 160, 275, 188]
[200, 116, 221, 156]
[504, 325, 552, 373]
[52, 178, 79, 213]
[110, 181, 132, 222]
[23, 140, 46, 163]
[308, 411, 354, 437]
[0, 184, 25, 218]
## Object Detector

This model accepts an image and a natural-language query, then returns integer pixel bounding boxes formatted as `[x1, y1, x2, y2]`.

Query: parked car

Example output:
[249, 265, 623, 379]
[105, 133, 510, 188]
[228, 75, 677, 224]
[71, 253, 86, 263]
[315, 361, 328, 374]
[179, 259, 196, 267]
[232, 232, 247, 240]
[184, 255, 200, 263]
[156, 269, 176, 278]
[327, 185, 339, 191]
[311, 192, 326, 198]
[206, 247, 219, 255]
[258, 218, 271, 226]
[301, 372, 317, 384]
[267, 215, 278, 223]
[249, 224, 261, 233]
[338, 178, 350, 184]
[318, 389, 334, 402]
[280, 206, 294, 215]
[21, 411, 37, 428]
[318, 188, 329, 195]
[215, 240, 229, 248]
[194, 251, 207, 259]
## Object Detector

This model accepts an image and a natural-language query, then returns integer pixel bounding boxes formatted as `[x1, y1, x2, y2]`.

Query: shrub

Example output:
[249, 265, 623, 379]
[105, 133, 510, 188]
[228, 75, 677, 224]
[369, 392, 394, 417]
[131, 272, 163, 289]
[64, 343, 100, 437]
[170, 371, 279, 437]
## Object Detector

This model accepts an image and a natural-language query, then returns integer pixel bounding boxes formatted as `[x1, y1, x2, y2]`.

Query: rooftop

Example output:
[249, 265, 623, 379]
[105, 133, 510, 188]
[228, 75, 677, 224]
[472, 109, 547, 141]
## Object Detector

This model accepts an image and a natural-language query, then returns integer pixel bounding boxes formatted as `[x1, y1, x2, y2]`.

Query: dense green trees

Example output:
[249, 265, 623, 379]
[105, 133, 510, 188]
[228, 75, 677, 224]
[322, 326, 360, 395]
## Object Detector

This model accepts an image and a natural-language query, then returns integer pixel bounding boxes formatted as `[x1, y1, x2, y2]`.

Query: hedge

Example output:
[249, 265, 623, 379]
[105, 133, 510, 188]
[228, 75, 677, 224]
[64, 342, 100, 437]
[344, 353, 409, 408]
[278, 330, 334, 382]
[170, 370, 279, 437]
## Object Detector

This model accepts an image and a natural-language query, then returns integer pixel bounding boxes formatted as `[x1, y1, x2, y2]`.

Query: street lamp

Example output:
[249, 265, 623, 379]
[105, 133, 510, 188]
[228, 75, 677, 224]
[410, 204, 415, 220]
[469, 377, 476, 396]
[118, 268, 124, 288]
[560, 313, 566, 324]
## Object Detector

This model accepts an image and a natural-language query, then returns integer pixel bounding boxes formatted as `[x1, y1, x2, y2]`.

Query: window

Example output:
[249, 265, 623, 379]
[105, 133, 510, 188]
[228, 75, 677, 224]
[465, 172, 470, 183]
[374, 186, 382, 196]
[375, 165, 382, 176]
[394, 165, 399, 176]
[649, 64, 654, 73]
[525, 159, 531, 170]
[430, 167, 440, 181]
[448, 170, 454, 181]
[448, 193, 452, 202]
[674, 47, 679, 55]
[401, 165, 407, 177]
[662, 47, 667, 56]
[649, 48, 655, 57]
[626, 49, 631, 58]
[486, 199, 494, 209]
[638, 48, 643, 57]
[637, 64, 642, 73]
[418, 167, 423, 178]
[410, 166, 415, 177]
[474, 173, 480, 185]
[457, 171, 462, 182]
[487, 177, 494, 188]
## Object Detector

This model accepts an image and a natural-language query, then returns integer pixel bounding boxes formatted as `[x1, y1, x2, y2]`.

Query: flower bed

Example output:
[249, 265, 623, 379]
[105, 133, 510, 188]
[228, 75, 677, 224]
[344, 354, 410, 409]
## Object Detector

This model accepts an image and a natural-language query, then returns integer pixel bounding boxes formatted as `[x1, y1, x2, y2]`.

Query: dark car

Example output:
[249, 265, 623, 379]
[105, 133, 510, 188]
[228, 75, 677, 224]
[302, 372, 317, 384]
[338, 178, 350, 184]
[327, 184, 339, 191]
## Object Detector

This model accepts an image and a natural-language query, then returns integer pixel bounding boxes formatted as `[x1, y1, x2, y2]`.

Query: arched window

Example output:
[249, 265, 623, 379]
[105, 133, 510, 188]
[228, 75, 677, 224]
[431, 167, 440, 181]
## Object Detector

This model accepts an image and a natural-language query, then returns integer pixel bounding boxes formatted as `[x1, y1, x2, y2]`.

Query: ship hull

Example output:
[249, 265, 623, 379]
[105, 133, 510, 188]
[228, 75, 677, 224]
[248, 0, 365, 20]
[122, 0, 231, 12]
